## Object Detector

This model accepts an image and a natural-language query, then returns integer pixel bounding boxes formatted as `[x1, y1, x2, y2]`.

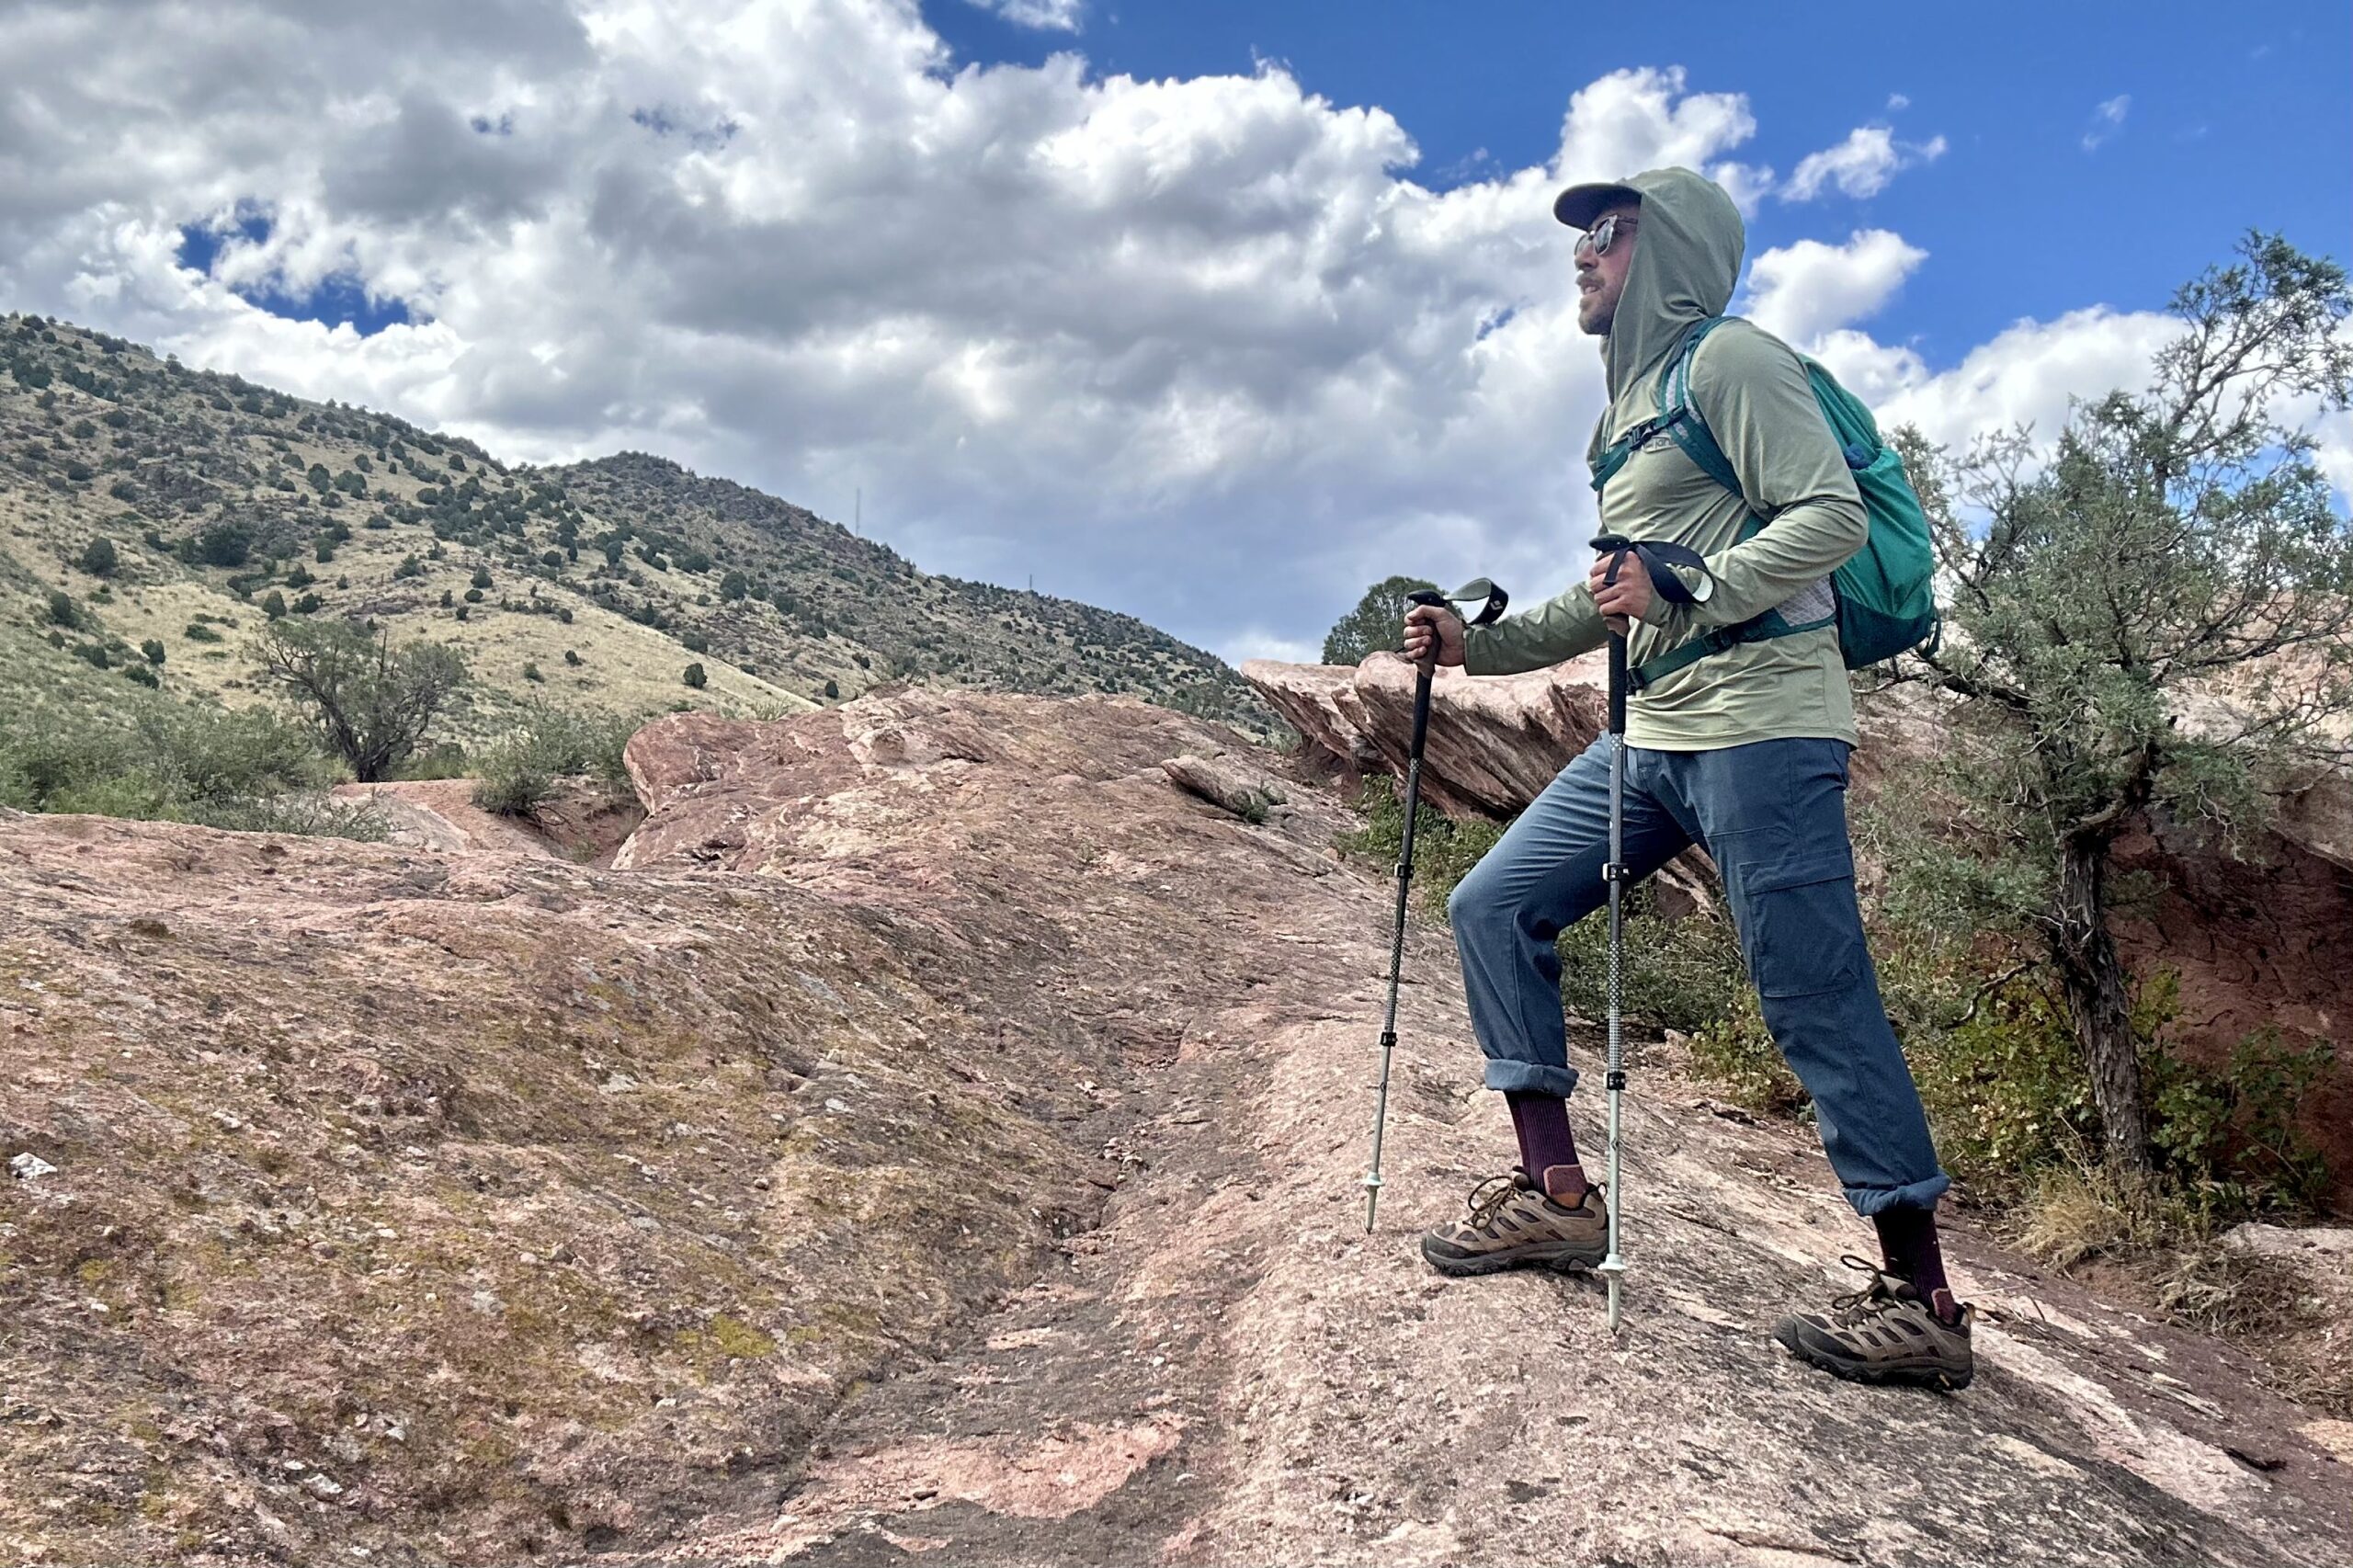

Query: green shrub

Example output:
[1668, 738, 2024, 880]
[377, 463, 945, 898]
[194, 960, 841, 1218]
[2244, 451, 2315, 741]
[141, 639, 165, 665]
[188, 520, 252, 567]
[396, 742, 470, 781]
[683, 662, 706, 689]
[79, 537, 119, 576]
[0, 699, 382, 841]
[2148, 1025, 2336, 1216]
[45, 590, 77, 628]
[183, 622, 222, 643]
[470, 704, 636, 816]
[1336, 776, 1505, 918]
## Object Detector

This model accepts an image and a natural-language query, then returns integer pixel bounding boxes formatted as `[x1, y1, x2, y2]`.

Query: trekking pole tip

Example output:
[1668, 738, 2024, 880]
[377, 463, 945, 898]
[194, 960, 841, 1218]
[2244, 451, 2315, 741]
[1599, 1256, 1625, 1332]
[1361, 1172, 1382, 1233]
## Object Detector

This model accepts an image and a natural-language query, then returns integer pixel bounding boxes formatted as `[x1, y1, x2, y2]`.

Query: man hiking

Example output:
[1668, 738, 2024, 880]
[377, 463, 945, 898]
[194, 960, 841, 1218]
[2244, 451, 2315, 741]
[1401, 165, 1972, 1389]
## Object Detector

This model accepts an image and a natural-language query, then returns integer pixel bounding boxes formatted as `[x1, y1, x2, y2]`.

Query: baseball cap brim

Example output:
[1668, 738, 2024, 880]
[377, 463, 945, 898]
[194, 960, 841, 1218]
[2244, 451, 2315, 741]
[1552, 181, 1641, 229]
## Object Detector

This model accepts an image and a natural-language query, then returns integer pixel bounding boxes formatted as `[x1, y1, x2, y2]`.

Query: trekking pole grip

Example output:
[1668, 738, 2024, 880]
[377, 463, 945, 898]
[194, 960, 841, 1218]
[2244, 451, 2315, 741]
[1608, 635, 1627, 734]
[1590, 534, 1631, 737]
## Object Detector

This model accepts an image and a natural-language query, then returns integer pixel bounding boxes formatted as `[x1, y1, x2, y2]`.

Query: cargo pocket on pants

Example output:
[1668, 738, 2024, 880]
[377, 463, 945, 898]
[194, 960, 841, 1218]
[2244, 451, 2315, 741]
[1740, 851, 1864, 1000]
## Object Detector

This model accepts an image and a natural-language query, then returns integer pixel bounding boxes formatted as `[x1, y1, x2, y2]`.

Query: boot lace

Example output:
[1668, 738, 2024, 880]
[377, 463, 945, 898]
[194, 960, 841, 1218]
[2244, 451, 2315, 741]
[1462, 1174, 1529, 1230]
[1824, 1254, 1910, 1326]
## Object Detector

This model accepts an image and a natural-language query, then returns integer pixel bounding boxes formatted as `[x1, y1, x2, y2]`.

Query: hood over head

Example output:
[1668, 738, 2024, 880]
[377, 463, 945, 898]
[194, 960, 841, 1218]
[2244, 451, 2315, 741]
[1565, 166, 1745, 402]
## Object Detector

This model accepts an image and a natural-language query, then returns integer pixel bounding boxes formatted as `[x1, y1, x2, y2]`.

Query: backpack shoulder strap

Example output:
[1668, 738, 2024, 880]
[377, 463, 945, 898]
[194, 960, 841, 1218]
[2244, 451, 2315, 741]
[1656, 315, 1743, 498]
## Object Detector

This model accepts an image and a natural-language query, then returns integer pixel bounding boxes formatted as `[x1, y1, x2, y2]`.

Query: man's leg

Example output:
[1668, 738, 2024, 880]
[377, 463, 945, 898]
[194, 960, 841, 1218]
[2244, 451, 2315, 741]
[1447, 735, 1691, 1108]
[1424, 736, 1691, 1275]
[1657, 738, 1970, 1385]
[1660, 738, 1949, 1218]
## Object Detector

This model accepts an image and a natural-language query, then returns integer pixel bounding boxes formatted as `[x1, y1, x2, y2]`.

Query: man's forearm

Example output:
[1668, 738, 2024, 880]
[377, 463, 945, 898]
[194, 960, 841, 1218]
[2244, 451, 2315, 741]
[1462, 585, 1609, 675]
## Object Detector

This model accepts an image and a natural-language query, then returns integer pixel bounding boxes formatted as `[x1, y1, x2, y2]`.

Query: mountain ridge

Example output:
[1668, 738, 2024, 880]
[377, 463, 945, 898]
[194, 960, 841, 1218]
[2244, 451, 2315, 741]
[0, 312, 1274, 755]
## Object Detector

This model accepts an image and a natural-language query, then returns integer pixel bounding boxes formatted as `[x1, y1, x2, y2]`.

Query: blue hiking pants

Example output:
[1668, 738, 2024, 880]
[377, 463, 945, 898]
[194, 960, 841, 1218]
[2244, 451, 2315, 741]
[1446, 734, 1949, 1217]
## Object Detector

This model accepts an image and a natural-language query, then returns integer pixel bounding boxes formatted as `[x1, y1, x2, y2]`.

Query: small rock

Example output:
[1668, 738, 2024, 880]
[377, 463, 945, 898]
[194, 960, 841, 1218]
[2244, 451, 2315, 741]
[824, 1097, 850, 1114]
[9, 1153, 57, 1182]
[301, 1471, 344, 1500]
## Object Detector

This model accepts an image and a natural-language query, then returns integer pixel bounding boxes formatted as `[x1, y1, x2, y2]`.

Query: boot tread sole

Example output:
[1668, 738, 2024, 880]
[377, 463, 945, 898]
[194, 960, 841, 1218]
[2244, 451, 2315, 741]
[1421, 1238, 1607, 1278]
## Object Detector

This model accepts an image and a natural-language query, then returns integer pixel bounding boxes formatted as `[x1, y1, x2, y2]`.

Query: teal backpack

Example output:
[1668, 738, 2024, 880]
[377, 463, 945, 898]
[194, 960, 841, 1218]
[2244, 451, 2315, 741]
[1588, 315, 1938, 692]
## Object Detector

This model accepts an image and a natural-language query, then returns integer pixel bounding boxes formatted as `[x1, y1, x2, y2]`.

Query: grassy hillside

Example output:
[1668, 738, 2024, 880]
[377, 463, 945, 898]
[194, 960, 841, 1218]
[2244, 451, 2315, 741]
[0, 313, 1273, 757]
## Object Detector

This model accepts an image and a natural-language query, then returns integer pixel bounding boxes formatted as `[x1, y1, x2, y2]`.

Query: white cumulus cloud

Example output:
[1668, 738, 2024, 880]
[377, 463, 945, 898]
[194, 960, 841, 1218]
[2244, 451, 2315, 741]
[1742, 230, 1927, 348]
[965, 0, 1083, 31]
[1549, 66, 1774, 214]
[1783, 124, 1948, 201]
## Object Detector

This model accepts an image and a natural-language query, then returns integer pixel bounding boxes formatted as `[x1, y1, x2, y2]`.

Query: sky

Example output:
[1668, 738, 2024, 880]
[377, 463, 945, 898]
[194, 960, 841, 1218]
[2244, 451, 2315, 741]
[0, 0, 2346, 664]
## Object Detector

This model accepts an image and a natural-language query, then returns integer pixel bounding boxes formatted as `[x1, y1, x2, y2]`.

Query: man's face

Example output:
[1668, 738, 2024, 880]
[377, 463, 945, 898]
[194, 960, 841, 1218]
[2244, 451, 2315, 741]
[1574, 201, 1640, 337]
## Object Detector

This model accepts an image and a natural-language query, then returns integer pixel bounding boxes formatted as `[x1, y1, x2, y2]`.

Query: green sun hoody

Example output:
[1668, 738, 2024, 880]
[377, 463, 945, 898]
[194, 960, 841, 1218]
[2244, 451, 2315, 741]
[1461, 166, 1867, 751]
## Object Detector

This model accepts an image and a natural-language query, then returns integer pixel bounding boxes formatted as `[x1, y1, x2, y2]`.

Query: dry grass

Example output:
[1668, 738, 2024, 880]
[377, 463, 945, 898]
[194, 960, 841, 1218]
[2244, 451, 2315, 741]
[2012, 1154, 2349, 1417]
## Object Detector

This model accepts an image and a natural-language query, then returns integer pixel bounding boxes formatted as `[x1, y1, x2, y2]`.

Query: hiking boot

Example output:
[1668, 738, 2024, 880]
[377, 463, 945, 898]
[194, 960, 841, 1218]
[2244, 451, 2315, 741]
[1421, 1169, 1608, 1278]
[1772, 1256, 1974, 1390]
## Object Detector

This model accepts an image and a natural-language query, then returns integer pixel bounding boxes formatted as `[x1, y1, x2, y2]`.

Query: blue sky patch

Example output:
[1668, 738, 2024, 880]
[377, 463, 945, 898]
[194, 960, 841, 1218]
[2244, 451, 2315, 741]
[176, 214, 415, 336]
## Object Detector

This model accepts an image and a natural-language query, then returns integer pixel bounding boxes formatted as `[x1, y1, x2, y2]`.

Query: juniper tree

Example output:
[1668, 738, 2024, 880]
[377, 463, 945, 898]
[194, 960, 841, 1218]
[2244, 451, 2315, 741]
[1898, 235, 2353, 1169]
[1323, 574, 1438, 665]
[255, 619, 469, 783]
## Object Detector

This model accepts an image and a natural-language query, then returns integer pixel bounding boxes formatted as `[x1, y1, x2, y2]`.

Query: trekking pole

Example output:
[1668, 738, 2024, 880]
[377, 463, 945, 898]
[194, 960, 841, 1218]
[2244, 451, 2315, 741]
[1590, 536, 1633, 1330]
[1364, 579, 1506, 1233]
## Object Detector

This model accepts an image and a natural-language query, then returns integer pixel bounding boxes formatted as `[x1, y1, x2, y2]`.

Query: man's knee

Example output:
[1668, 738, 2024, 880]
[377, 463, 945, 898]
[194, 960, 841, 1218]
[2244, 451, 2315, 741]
[1447, 865, 1507, 937]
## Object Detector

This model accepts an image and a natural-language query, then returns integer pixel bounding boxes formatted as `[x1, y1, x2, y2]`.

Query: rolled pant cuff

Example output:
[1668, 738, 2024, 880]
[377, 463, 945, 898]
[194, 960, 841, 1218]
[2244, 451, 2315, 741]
[1843, 1172, 1952, 1218]
[1482, 1061, 1581, 1098]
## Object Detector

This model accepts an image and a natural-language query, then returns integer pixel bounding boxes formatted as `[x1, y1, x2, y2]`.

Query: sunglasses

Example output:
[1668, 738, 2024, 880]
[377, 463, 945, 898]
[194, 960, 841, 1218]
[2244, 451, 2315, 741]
[1574, 213, 1638, 259]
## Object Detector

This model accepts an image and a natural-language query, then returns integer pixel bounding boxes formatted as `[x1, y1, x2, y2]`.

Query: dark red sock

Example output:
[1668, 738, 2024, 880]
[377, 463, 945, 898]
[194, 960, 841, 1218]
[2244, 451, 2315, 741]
[1874, 1205, 1960, 1323]
[1505, 1092, 1584, 1202]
